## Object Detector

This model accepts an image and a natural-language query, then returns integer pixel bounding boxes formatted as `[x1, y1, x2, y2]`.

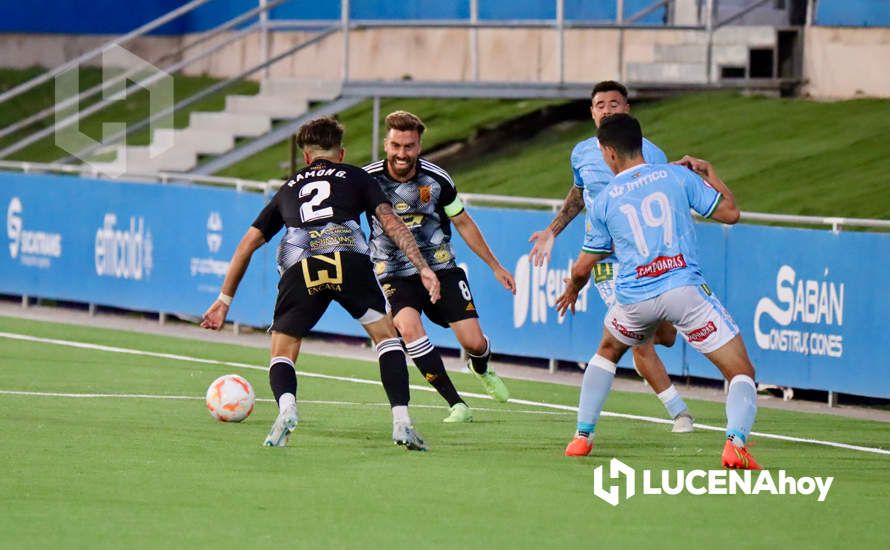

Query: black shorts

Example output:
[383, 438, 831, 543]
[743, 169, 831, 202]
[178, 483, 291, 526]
[271, 251, 387, 338]
[380, 267, 479, 328]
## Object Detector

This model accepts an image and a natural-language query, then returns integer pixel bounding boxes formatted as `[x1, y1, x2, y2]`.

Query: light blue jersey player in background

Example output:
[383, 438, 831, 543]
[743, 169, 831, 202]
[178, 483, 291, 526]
[529, 81, 693, 436]
[556, 114, 762, 469]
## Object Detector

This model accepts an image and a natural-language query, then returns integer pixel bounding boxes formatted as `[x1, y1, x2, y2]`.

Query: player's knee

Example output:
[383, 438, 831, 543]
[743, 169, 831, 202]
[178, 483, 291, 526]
[462, 334, 488, 356]
[394, 317, 425, 342]
[598, 335, 627, 363]
[632, 342, 656, 361]
[365, 315, 398, 343]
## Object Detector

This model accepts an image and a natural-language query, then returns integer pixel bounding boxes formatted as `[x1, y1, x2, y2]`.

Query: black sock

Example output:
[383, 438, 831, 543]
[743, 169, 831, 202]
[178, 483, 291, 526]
[467, 335, 491, 375]
[376, 338, 410, 407]
[269, 356, 297, 403]
[406, 337, 464, 408]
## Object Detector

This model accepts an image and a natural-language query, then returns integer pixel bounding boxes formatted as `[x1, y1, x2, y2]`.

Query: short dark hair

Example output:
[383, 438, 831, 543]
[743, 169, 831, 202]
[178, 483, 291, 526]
[297, 116, 344, 150]
[385, 110, 426, 136]
[596, 113, 642, 158]
[591, 80, 629, 100]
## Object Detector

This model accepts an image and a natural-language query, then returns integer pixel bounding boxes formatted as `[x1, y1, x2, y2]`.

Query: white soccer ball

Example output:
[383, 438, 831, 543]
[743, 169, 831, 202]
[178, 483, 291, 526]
[206, 374, 255, 422]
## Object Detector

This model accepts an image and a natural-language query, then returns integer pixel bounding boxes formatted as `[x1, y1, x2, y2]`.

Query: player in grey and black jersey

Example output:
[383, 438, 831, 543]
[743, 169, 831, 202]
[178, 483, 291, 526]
[365, 111, 515, 423]
[202, 117, 439, 451]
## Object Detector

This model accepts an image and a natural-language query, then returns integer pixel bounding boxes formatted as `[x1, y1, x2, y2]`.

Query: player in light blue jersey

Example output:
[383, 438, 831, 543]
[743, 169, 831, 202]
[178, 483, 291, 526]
[529, 81, 693, 434]
[556, 114, 761, 469]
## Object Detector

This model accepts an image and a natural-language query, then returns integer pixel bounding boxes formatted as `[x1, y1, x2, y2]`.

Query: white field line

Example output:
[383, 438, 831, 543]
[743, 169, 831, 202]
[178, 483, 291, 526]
[2, 331, 889, 457]
[0, 390, 569, 416]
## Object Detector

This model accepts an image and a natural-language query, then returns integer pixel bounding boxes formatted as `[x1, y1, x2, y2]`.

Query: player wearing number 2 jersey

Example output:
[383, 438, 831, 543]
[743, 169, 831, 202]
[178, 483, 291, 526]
[556, 114, 762, 469]
[201, 117, 440, 451]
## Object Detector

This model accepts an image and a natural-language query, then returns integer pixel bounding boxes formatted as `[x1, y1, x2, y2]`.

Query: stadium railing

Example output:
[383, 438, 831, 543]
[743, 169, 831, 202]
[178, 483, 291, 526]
[2, 160, 888, 232]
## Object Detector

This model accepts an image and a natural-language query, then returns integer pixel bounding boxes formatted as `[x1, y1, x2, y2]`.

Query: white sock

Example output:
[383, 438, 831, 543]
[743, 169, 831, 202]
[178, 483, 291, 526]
[278, 392, 296, 413]
[391, 405, 410, 424]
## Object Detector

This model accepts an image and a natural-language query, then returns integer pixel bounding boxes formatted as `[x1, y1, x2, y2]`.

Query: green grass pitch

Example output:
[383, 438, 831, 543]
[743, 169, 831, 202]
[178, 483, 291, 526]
[1, 315, 889, 548]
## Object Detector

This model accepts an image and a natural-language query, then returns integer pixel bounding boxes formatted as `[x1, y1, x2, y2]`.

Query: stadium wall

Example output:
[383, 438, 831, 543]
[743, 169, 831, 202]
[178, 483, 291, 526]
[3, 173, 889, 399]
[803, 26, 890, 98]
[2, 25, 889, 98]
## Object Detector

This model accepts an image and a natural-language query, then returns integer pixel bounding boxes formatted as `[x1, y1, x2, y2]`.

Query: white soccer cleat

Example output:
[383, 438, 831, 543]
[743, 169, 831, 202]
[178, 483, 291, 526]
[671, 412, 695, 433]
[392, 422, 428, 451]
[263, 404, 298, 447]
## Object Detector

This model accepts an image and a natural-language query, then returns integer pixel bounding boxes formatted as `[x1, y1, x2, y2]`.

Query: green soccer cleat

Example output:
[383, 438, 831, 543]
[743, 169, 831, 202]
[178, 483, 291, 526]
[443, 402, 474, 423]
[471, 365, 510, 403]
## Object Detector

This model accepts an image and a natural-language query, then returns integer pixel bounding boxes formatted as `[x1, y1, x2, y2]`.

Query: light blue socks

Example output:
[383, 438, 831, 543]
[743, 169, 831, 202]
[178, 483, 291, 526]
[725, 374, 757, 447]
[576, 354, 617, 436]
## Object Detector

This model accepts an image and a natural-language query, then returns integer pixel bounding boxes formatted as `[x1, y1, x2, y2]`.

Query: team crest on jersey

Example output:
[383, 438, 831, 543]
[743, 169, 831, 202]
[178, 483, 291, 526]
[419, 185, 431, 204]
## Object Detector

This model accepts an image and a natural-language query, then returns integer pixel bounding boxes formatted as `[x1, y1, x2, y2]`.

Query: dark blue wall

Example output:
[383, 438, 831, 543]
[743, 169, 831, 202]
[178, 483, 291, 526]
[0, 0, 666, 35]
[3, 0, 886, 35]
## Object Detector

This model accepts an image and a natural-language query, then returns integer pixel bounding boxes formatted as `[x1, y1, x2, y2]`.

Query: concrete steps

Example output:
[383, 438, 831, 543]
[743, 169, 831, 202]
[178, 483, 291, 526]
[106, 79, 342, 177]
[627, 26, 777, 85]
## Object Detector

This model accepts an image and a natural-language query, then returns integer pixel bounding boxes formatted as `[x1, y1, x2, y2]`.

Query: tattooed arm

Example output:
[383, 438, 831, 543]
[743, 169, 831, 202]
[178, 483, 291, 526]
[548, 185, 586, 236]
[375, 202, 441, 303]
[528, 186, 585, 267]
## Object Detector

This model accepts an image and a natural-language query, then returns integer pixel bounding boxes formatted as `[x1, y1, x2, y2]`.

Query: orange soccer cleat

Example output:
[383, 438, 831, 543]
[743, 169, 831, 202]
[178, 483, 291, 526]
[722, 439, 762, 470]
[564, 435, 593, 457]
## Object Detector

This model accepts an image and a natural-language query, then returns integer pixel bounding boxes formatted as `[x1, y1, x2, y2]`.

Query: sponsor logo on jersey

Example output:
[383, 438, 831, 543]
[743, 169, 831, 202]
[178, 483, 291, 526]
[754, 265, 844, 358]
[375, 261, 386, 274]
[308, 225, 356, 250]
[419, 185, 431, 204]
[301, 252, 343, 294]
[686, 321, 717, 342]
[466, 302, 475, 312]
[592, 262, 614, 284]
[635, 254, 687, 278]
[95, 213, 153, 280]
[610, 169, 668, 198]
[400, 214, 424, 228]
[6, 197, 63, 269]
[394, 202, 410, 213]
[381, 283, 395, 298]
[611, 318, 645, 341]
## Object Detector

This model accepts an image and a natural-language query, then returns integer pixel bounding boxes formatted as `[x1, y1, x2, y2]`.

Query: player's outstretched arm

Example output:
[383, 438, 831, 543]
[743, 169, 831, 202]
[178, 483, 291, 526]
[450, 211, 515, 295]
[201, 227, 266, 331]
[555, 251, 604, 316]
[673, 155, 741, 224]
[529, 186, 585, 267]
[375, 203, 441, 303]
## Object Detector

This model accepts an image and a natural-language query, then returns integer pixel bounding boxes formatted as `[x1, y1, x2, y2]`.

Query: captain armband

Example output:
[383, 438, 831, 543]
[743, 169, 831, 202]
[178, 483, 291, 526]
[444, 197, 465, 217]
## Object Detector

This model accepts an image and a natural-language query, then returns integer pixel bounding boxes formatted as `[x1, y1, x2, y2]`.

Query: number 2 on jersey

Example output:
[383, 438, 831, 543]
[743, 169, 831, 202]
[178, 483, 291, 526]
[618, 191, 673, 256]
[299, 180, 333, 223]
